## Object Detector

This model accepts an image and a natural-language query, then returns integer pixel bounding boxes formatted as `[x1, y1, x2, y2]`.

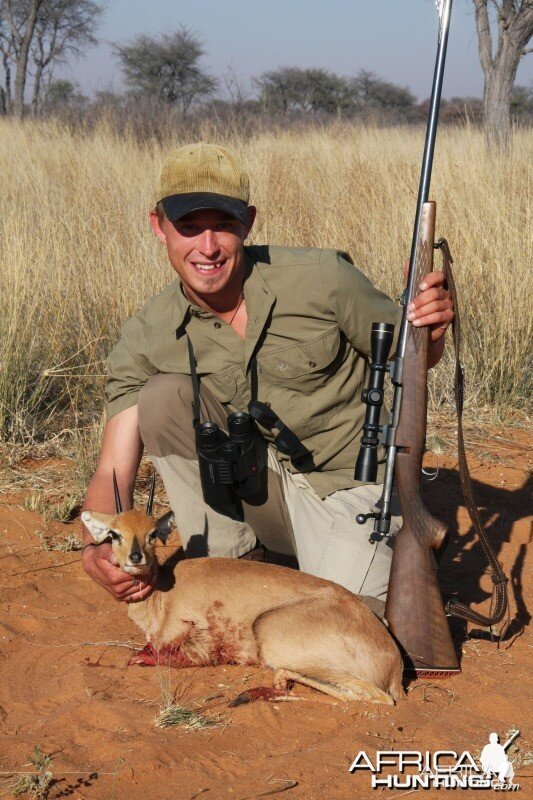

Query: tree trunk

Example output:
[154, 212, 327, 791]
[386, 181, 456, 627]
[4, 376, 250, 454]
[3, 57, 12, 114]
[483, 46, 521, 149]
[31, 63, 43, 116]
[11, 0, 43, 120]
[474, 0, 533, 151]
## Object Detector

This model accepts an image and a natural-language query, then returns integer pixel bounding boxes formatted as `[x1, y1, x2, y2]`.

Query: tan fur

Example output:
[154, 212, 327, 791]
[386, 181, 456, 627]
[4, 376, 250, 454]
[82, 509, 405, 705]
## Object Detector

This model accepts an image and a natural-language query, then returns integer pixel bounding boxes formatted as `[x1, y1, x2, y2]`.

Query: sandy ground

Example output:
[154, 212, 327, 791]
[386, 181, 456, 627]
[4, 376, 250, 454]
[0, 426, 531, 800]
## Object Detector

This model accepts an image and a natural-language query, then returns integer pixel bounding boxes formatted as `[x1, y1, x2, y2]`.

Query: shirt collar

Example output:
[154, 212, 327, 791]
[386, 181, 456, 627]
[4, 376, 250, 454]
[171, 246, 276, 340]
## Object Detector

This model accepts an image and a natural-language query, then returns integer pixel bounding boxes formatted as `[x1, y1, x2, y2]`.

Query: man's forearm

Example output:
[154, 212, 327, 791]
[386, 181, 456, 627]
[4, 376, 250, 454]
[427, 335, 445, 370]
[82, 405, 144, 542]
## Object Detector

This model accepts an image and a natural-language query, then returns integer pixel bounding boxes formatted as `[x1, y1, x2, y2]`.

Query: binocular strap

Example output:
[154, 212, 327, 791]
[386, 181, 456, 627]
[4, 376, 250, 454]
[187, 335, 202, 429]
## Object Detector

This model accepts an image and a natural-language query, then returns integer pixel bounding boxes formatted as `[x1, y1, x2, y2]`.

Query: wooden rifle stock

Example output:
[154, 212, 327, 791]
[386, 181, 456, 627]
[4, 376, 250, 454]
[384, 201, 460, 675]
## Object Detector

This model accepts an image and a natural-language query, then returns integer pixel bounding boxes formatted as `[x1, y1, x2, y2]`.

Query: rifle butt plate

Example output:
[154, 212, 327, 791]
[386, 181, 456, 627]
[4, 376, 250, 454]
[405, 665, 461, 679]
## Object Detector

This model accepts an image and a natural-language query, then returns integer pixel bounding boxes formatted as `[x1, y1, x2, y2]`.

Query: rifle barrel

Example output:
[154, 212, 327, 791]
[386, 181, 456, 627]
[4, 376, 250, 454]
[503, 730, 520, 751]
[373, 0, 453, 537]
[398, 0, 453, 362]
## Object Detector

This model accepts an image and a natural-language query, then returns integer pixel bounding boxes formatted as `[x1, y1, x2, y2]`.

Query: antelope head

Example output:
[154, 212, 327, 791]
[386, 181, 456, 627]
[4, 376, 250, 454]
[81, 471, 175, 576]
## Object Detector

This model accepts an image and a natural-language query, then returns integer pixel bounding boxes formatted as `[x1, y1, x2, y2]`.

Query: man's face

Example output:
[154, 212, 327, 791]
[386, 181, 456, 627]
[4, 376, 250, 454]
[150, 206, 256, 300]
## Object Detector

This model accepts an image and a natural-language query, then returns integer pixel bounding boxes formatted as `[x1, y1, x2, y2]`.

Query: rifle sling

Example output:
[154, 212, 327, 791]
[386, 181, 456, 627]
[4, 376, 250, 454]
[435, 239, 508, 628]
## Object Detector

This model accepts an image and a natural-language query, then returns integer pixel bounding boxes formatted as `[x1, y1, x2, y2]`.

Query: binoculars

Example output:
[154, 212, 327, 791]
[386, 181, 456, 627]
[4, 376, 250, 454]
[196, 411, 262, 507]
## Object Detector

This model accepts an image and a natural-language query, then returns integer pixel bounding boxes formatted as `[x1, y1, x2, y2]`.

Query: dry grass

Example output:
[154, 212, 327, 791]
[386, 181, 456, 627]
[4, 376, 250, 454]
[0, 119, 531, 461]
[154, 703, 221, 730]
[6, 746, 54, 799]
[153, 670, 222, 730]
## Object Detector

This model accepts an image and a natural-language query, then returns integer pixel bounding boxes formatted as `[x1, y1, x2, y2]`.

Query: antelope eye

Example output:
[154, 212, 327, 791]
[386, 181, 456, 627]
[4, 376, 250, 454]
[109, 530, 122, 542]
[148, 529, 158, 541]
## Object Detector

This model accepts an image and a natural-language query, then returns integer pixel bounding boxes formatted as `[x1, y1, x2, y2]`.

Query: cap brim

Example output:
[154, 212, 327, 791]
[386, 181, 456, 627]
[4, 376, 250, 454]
[161, 192, 249, 225]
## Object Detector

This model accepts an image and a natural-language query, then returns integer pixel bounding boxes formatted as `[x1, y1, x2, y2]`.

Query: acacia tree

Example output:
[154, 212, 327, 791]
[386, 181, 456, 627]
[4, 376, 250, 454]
[256, 67, 353, 115]
[473, 0, 533, 148]
[30, 0, 101, 116]
[115, 27, 217, 113]
[350, 70, 415, 117]
[0, 0, 99, 118]
[0, 0, 44, 118]
[255, 67, 415, 120]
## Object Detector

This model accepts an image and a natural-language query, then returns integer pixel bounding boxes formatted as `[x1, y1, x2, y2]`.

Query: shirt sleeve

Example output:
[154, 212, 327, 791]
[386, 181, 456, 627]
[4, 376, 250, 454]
[105, 316, 158, 420]
[320, 250, 402, 358]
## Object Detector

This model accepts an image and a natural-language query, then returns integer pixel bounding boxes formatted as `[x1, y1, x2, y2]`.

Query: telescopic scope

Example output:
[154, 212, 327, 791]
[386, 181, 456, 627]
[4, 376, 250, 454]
[354, 322, 395, 483]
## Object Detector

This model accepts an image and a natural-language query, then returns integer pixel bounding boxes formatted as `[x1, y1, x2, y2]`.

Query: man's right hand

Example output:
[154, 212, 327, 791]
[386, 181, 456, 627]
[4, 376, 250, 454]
[82, 541, 154, 602]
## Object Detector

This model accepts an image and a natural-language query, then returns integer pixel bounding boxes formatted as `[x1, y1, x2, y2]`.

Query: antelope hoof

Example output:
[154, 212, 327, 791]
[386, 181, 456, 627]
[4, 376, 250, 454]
[228, 686, 290, 707]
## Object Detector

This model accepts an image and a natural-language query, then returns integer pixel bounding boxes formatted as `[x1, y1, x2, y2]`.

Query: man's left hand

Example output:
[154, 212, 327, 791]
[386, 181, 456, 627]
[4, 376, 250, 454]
[405, 268, 454, 343]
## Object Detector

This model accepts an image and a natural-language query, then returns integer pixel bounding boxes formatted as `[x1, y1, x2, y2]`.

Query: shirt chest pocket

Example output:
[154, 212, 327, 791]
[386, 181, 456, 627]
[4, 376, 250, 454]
[257, 328, 342, 389]
[256, 328, 344, 438]
[202, 371, 238, 405]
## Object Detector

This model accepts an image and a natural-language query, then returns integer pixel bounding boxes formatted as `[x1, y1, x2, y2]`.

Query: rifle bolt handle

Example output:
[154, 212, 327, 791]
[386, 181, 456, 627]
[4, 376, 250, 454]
[356, 512, 378, 525]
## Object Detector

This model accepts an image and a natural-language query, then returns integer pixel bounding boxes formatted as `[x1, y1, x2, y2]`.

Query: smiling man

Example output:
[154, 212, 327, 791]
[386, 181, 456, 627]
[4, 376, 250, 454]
[82, 143, 453, 615]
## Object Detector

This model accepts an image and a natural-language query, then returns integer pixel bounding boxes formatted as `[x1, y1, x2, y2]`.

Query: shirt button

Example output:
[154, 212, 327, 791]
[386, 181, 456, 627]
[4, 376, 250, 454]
[214, 321, 221, 329]
[309, 361, 316, 368]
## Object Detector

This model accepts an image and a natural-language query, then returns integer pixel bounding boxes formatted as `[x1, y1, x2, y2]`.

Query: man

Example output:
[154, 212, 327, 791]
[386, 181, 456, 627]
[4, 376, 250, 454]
[481, 734, 515, 784]
[82, 142, 453, 615]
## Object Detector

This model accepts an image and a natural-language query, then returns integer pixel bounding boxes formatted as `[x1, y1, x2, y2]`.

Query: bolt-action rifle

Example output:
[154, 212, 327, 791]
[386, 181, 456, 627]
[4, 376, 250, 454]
[354, 0, 508, 676]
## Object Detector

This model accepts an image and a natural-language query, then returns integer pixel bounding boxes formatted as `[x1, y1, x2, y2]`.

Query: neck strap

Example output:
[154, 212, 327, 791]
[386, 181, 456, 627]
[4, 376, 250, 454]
[186, 335, 201, 429]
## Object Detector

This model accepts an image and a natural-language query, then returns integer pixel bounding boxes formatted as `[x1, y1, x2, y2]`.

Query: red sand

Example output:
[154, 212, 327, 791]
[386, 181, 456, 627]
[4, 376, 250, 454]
[0, 428, 531, 799]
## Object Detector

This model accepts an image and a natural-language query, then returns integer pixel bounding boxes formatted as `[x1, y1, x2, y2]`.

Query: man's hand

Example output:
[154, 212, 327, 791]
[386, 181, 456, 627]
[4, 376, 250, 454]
[405, 269, 454, 342]
[402, 265, 454, 368]
[82, 541, 155, 603]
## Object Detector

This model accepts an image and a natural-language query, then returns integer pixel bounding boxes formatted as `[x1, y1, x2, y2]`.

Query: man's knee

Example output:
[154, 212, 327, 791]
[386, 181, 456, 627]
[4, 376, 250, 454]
[138, 373, 195, 457]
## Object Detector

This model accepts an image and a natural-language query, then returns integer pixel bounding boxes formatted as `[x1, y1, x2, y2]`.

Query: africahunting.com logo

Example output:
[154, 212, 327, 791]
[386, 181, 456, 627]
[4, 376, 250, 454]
[349, 730, 521, 791]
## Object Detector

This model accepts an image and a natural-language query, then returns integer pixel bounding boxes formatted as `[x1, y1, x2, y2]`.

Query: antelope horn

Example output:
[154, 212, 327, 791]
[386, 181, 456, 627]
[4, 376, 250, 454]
[112, 469, 123, 514]
[146, 471, 156, 517]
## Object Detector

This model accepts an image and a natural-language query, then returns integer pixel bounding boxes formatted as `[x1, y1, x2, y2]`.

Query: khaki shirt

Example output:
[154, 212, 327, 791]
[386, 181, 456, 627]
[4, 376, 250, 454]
[106, 246, 401, 498]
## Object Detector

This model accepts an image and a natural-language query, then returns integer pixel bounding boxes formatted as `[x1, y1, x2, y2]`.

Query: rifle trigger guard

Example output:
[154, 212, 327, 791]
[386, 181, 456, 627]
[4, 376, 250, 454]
[421, 465, 439, 481]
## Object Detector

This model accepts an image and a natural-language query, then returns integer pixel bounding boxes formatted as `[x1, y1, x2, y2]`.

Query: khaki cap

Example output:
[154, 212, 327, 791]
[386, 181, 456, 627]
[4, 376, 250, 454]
[157, 142, 250, 224]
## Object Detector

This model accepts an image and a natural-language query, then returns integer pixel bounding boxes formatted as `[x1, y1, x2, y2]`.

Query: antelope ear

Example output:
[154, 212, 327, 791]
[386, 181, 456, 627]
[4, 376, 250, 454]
[155, 511, 175, 543]
[81, 511, 116, 542]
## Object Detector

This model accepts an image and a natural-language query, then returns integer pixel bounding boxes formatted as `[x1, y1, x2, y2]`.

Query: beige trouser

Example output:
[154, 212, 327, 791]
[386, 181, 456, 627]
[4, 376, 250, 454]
[137, 374, 401, 605]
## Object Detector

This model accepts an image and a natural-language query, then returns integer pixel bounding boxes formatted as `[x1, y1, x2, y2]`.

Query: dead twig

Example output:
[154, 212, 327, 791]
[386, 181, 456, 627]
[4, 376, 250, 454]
[11, 559, 81, 577]
[239, 779, 299, 799]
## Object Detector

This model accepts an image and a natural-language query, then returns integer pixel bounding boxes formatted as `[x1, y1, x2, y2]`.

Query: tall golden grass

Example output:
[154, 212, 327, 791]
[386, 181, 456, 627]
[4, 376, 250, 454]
[0, 119, 531, 449]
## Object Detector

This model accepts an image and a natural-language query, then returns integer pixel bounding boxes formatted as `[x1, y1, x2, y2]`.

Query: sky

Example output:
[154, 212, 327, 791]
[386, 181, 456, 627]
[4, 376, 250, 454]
[59, 0, 533, 102]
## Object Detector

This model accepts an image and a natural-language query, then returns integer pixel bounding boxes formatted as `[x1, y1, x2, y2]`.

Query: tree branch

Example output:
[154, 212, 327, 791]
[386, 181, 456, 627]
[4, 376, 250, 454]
[474, 0, 495, 73]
